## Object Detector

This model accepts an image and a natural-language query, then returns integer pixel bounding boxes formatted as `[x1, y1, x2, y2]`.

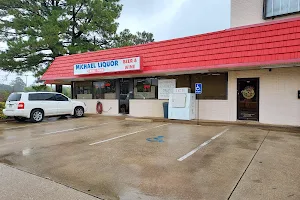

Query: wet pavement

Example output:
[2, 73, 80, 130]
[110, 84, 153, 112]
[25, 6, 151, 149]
[0, 116, 299, 200]
[0, 163, 98, 200]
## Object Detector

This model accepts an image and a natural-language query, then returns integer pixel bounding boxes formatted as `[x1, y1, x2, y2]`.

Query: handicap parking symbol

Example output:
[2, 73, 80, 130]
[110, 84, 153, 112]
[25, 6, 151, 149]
[146, 136, 164, 142]
[195, 83, 202, 94]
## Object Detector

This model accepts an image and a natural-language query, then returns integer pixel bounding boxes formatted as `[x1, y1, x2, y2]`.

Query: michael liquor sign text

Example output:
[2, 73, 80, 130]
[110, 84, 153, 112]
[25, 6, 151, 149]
[74, 56, 141, 75]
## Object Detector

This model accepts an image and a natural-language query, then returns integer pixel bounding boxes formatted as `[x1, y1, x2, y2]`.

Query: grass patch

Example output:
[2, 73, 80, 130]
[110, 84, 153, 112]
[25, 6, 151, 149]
[0, 102, 7, 119]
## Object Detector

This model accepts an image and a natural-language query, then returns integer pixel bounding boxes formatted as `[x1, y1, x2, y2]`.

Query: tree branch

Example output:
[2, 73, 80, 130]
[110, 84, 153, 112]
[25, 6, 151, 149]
[74, 30, 83, 39]
[39, 59, 53, 64]
[73, 14, 93, 39]
[69, 3, 84, 21]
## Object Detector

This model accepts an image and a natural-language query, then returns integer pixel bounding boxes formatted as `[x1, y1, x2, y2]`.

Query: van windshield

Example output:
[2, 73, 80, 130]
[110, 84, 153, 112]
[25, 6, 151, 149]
[7, 93, 22, 101]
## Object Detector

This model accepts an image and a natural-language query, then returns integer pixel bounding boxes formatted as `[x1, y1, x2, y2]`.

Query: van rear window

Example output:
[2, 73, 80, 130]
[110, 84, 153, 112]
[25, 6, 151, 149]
[7, 93, 22, 101]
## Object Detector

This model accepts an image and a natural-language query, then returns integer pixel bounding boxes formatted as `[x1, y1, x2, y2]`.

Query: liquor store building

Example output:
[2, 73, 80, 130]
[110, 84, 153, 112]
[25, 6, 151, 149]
[42, 17, 300, 126]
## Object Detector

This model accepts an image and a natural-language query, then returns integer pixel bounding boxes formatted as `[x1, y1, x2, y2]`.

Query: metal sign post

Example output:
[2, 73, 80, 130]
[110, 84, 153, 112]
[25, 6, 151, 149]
[195, 83, 202, 125]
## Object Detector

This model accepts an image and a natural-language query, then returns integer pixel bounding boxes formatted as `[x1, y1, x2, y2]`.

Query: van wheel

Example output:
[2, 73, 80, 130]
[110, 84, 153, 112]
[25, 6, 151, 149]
[14, 117, 27, 122]
[74, 107, 84, 118]
[30, 109, 44, 123]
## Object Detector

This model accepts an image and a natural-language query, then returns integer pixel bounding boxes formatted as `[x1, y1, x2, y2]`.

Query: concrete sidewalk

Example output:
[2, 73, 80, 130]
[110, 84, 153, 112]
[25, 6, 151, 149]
[122, 115, 300, 132]
[0, 164, 99, 200]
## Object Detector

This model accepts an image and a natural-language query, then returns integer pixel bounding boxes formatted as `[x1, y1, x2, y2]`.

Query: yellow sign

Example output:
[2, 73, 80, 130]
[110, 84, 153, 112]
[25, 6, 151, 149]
[241, 86, 255, 99]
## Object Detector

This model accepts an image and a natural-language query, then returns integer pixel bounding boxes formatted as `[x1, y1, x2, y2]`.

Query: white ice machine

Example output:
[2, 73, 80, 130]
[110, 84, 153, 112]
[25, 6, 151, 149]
[168, 88, 196, 120]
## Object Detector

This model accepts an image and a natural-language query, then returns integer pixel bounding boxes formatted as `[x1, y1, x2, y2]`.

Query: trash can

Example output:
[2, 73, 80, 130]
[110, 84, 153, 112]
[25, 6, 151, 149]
[163, 102, 169, 119]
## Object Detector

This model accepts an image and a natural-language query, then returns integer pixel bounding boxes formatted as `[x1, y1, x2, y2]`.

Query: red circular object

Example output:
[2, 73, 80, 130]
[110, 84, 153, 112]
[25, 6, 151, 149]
[96, 101, 103, 114]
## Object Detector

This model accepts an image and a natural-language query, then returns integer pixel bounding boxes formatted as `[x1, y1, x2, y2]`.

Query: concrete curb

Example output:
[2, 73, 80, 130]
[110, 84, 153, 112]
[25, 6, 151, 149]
[125, 118, 153, 123]
[86, 114, 300, 133]
[150, 118, 300, 133]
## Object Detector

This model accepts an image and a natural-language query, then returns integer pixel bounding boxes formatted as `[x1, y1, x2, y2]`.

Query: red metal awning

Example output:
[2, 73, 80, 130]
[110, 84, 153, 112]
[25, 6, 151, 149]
[42, 17, 300, 83]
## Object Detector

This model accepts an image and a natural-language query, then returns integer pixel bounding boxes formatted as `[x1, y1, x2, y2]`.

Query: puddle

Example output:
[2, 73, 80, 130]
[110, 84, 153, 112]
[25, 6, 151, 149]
[121, 123, 140, 128]
[252, 179, 262, 183]
[0, 153, 15, 166]
[266, 135, 283, 141]
[0, 159, 14, 165]
[288, 133, 300, 138]
[235, 141, 257, 150]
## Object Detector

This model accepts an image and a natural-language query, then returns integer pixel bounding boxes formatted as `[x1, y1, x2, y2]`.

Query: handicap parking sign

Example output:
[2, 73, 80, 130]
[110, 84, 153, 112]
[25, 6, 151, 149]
[195, 83, 202, 94]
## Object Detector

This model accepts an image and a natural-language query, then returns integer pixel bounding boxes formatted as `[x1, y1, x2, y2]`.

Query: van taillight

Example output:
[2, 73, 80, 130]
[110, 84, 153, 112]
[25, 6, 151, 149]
[18, 102, 25, 109]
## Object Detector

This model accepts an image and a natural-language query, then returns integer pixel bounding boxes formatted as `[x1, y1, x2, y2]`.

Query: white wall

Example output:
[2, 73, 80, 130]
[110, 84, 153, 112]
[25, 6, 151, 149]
[129, 99, 232, 121]
[128, 67, 300, 126]
[197, 100, 231, 121]
[231, 0, 300, 27]
[76, 67, 300, 126]
[129, 100, 168, 118]
[228, 67, 300, 126]
[76, 99, 119, 116]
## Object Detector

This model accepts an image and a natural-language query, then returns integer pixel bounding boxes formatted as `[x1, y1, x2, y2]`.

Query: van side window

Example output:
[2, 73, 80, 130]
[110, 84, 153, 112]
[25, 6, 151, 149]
[55, 94, 69, 101]
[42, 93, 56, 101]
[28, 93, 56, 101]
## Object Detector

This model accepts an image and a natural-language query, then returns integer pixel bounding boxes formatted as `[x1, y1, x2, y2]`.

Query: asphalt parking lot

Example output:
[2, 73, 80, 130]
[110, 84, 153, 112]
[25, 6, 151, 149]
[0, 116, 299, 200]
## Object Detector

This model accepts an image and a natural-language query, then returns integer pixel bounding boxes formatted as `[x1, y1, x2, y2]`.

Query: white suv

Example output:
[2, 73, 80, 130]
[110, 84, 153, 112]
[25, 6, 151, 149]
[3, 92, 87, 123]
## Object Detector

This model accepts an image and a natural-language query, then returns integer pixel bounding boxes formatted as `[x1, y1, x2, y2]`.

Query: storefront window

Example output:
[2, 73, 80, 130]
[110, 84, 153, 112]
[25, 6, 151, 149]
[158, 73, 227, 100]
[191, 73, 228, 100]
[72, 74, 227, 100]
[93, 80, 116, 99]
[161, 74, 191, 88]
[134, 78, 158, 99]
[73, 82, 93, 99]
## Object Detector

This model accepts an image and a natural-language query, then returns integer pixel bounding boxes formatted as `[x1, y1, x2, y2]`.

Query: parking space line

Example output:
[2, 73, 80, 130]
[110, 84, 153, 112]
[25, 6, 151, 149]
[43, 126, 90, 135]
[89, 123, 171, 146]
[177, 128, 230, 161]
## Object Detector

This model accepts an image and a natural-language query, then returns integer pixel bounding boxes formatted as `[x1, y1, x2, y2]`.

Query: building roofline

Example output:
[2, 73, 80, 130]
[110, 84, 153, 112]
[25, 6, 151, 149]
[42, 58, 300, 81]
[55, 16, 300, 60]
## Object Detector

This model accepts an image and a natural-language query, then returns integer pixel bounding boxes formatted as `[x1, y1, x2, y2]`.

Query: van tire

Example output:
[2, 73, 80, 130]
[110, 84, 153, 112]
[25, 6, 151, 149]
[14, 117, 27, 122]
[30, 109, 44, 123]
[74, 107, 84, 118]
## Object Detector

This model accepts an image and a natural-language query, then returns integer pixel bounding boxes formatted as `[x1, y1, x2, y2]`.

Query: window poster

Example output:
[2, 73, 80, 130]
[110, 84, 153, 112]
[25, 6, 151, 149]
[158, 79, 176, 99]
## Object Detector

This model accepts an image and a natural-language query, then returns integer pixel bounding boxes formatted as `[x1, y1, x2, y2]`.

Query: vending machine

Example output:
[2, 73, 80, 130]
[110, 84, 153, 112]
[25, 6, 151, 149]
[168, 88, 196, 120]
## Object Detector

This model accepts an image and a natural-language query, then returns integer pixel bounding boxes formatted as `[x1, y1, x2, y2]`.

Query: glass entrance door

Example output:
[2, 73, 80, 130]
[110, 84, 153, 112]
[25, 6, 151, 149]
[237, 78, 259, 121]
[119, 79, 132, 114]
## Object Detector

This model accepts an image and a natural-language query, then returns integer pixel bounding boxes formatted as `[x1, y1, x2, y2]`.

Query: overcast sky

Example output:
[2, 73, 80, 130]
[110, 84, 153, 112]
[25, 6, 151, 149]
[118, 0, 230, 41]
[0, 0, 230, 86]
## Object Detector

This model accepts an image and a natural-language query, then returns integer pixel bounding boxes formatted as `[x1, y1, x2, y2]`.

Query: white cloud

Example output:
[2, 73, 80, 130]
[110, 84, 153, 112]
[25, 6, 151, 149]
[118, 0, 230, 41]
[118, 0, 189, 33]
[143, 0, 189, 30]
